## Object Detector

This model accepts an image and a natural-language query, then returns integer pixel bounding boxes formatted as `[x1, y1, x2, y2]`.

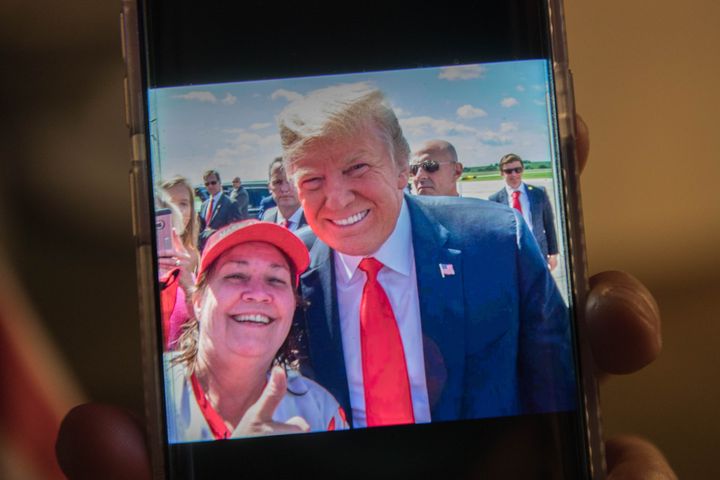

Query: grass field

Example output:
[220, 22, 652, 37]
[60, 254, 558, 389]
[460, 169, 553, 181]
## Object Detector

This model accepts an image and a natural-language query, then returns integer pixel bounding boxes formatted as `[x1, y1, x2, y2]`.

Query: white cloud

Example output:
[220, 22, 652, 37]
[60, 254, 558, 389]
[456, 104, 488, 119]
[438, 65, 487, 81]
[213, 130, 282, 171]
[173, 91, 217, 103]
[392, 105, 410, 117]
[400, 116, 476, 137]
[476, 130, 513, 146]
[533, 99, 546, 106]
[501, 97, 519, 108]
[250, 122, 272, 130]
[500, 122, 519, 133]
[221, 93, 237, 105]
[271, 89, 303, 102]
[516, 85, 526, 92]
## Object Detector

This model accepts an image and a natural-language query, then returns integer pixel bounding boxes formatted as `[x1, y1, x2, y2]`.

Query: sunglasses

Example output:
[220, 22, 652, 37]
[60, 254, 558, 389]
[204, 180, 218, 186]
[409, 160, 453, 175]
[502, 167, 524, 174]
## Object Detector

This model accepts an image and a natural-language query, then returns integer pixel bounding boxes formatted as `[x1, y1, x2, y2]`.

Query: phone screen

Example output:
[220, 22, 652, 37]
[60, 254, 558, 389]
[132, 1, 595, 478]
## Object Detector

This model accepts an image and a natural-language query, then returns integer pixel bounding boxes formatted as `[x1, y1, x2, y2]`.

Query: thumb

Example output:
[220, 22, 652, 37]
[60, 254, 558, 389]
[252, 366, 287, 422]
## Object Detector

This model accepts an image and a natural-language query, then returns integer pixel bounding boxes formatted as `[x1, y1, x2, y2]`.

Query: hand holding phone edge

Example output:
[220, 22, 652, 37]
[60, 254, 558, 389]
[55, 118, 677, 479]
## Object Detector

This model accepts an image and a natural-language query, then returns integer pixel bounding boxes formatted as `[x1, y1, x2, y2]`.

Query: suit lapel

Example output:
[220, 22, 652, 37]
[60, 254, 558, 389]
[406, 197, 466, 420]
[497, 188, 508, 205]
[207, 195, 221, 224]
[299, 238, 352, 423]
[526, 185, 542, 227]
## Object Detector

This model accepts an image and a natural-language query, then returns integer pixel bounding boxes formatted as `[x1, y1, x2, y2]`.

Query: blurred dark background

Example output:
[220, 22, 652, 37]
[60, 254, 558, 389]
[0, 1, 718, 478]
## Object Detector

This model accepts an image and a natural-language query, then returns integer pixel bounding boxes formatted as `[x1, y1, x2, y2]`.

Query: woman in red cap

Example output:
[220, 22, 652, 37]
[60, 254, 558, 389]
[164, 220, 348, 442]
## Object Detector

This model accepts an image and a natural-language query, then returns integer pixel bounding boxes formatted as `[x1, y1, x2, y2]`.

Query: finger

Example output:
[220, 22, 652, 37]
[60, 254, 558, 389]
[605, 435, 677, 480]
[171, 229, 188, 254]
[252, 366, 288, 421]
[284, 415, 310, 432]
[586, 271, 661, 377]
[576, 114, 590, 173]
[56, 403, 151, 480]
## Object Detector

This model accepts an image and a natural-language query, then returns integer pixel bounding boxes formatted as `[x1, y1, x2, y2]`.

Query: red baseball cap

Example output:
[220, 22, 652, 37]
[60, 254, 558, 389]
[198, 220, 310, 279]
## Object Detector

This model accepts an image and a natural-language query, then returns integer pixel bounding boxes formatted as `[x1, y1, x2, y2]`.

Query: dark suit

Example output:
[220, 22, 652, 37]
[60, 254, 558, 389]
[198, 193, 242, 251]
[229, 187, 250, 219]
[296, 194, 575, 427]
[261, 207, 307, 230]
[489, 184, 559, 258]
[257, 195, 276, 219]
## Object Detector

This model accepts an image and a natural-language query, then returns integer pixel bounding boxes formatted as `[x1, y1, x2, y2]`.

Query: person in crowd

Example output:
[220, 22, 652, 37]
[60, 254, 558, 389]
[489, 153, 559, 271]
[165, 220, 348, 442]
[198, 170, 242, 251]
[229, 176, 250, 220]
[410, 140, 463, 196]
[261, 157, 307, 232]
[161, 176, 200, 273]
[277, 84, 573, 428]
[55, 116, 677, 480]
[155, 189, 194, 350]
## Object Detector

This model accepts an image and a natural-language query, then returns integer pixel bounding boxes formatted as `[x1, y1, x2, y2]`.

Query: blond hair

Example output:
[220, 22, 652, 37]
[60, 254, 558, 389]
[277, 83, 410, 173]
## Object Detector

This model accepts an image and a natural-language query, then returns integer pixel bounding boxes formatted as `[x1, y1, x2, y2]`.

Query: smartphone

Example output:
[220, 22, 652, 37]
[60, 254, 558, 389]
[121, 1, 601, 478]
[155, 208, 173, 253]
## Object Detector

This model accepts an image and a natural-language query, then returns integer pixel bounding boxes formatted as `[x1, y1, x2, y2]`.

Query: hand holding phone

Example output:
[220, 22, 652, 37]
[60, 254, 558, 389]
[117, 0, 671, 478]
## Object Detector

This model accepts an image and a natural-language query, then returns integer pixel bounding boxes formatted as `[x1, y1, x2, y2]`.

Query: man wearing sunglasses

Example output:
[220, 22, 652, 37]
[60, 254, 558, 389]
[489, 154, 559, 271]
[198, 169, 243, 251]
[410, 140, 463, 196]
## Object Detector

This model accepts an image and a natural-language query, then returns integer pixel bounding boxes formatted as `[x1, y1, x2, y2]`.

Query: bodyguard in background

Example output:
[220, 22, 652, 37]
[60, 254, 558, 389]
[489, 153, 559, 271]
[261, 157, 307, 232]
[198, 170, 242, 251]
[229, 176, 250, 220]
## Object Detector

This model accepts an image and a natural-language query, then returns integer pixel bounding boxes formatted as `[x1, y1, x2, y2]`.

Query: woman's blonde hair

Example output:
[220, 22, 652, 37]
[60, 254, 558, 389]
[160, 176, 200, 272]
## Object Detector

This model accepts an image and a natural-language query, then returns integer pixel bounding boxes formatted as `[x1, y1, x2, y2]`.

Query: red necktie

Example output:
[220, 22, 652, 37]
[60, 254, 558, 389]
[282, 219, 291, 229]
[511, 190, 523, 214]
[358, 257, 414, 426]
[205, 196, 214, 225]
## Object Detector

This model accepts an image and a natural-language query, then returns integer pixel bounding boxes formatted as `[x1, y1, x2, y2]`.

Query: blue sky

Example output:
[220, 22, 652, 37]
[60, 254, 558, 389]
[148, 60, 555, 186]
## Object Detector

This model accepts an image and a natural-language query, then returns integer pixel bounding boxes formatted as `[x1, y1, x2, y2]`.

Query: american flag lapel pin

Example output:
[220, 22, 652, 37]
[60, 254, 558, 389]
[439, 263, 455, 278]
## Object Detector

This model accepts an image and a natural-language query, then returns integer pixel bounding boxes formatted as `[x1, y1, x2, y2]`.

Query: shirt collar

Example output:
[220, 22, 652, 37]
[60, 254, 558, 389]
[277, 206, 303, 225]
[505, 182, 527, 195]
[334, 198, 412, 282]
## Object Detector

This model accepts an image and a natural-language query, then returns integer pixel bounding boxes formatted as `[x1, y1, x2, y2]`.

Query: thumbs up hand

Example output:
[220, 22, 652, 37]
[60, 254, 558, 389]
[234, 366, 310, 436]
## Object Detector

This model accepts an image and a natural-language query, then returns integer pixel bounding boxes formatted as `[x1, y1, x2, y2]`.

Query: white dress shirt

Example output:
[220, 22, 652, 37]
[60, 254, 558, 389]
[333, 199, 431, 427]
[275, 206, 304, 232]
[504, 182, 533, 232]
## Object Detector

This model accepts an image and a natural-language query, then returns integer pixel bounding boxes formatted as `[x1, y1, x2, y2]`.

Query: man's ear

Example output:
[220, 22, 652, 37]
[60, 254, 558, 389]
[396, 162, 410, 189]
[454, 162, 464, 180]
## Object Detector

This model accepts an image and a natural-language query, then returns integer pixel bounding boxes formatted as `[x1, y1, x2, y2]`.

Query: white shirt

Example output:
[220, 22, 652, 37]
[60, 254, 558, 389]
[504, 182, 533, 232]
[276, 206, 304, 232]
[204, 191, 223, 219]
[164, 355, 348, 443]
[333, 199, 431, 427]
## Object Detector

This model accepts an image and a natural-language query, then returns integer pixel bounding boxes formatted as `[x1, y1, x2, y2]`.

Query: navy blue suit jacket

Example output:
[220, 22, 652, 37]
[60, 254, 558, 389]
[489, 184, 559, 258]
[198, 193, 242, 251]
[295, 194, 575, 427]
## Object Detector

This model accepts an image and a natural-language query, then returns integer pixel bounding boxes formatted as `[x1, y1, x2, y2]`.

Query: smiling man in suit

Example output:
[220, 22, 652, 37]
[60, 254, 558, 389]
[277, 84, 575, 428]
[489, 154, 560, 271]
